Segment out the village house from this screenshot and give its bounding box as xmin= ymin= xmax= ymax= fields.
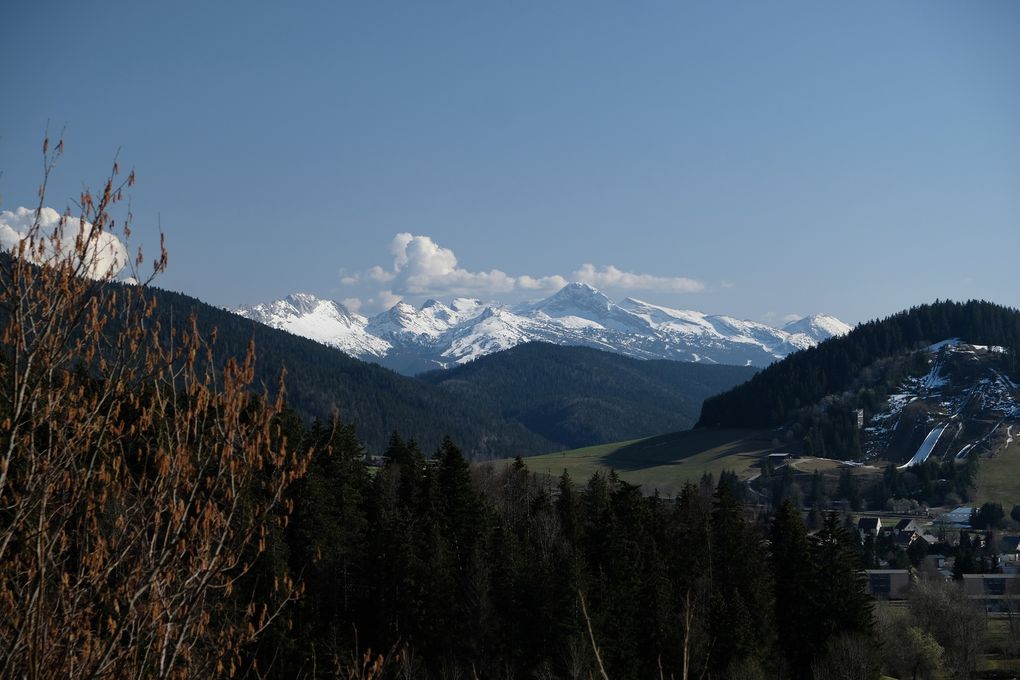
xmin=961 ymin=574 xmax=1020 ymax=612
xmin=894 ymin=530 xmax=919 ymax=548
xmin=865 ymin=569 xmax=911 ymax=600
xmin=919 ymin=554 xmax=953 ymax=581
xmin=893 ymin=518 xmax=919 ymax=535
xmin=1000 ymin=536 xmax=1020 ymax=562
xmin=934 ymin=506 xmax=973 ymax=530
xmin=857 ymin=517 xmax=882 ymax=536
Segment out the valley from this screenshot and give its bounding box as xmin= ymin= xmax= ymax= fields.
xmin=490 ymin=428 xmax=776 ymax=495
xmin=502 ymin=311 xmax=1020 ymax=515
xmin=7 ymin=4 xmax=1017 ymax=675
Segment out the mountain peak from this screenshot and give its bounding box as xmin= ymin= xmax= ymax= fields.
xmin=234 ymin=288 xmax=850 ymax=374
xmin=564 ymin=281 xmax=599 ymax=293
xmin=378 ymin=301 xmax=416 ymax=316
xmin=531 ymin=282 xmax=612 ymax=315
xmin=782 ymin=314 xmax=853 ymax=341
xmin=554 ymin=281 xmax=606 ymax=300
xmin=283 ymin=292 xmax=328 ymax=316
xmin=233 ymin=292 xmax=388 ymax=358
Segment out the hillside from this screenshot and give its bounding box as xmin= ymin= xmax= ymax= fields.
xmin=492 ymin=428 xmax=777 ymax=495
xmin=420 ymin=342 xmax=756 ymax=449
xmin=510 ymin=300 xmax=1020 ymax=501
xmin=677 ymin=299 xmax=1020 ymax=512
xmin=122 ymin=285 xmax=558 ymax=458
xmin=697 ymin=300 xmax=1020 ymax=430
xmin=93 ymin=284 xmax=762 ymax=459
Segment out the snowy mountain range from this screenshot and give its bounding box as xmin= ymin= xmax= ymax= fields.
xmin=233 ymin=283 xmax=852 ymax=374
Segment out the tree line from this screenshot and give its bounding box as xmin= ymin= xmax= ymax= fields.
xmin=419 ymin=342 xmax=756 ymax=450
xmin=240 ymin=420 xmax=875 ymax=680
xmin=698 ymin=300 xmax=1020 ymax=431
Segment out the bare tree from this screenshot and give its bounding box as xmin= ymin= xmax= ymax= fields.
xmin=908 ymin=579 xmax=983 ymax=679
xmin=874 ymin=604 xmax=945 ymax=680
xmin=810 ymin=633 xmax=880 ymax=680
xmin=0 ymin=136 xmax=310 ymax=679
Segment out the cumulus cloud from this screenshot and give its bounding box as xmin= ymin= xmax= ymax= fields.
xmin=385 ymin=233 xmax=518 ymax=296
xmin=341 ymin=297 xmax=363 ymax=314
xmin=572 ymin=264 xmax=704 ymax=293
xmin=373 ymin=290 xmax=403 ymax=310
xmin=344 ymin=233 xmax=704 ymax=303
xmin=0 ymin=207 xmax=127 ymax=279
xmin=517 ymin=274 xmax=569 ymax=291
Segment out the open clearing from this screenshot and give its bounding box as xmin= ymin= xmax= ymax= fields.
xmin=490 ymin=428 xmax=777 ymax=494
xmin=975 ymin=421 xmax=1020 ymax=507
xmin=789 ymin=457 xmax=846 ymax=473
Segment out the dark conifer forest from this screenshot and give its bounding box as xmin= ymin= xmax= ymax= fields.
xmin=420 ymin=342 xmax=756 ymax=449
xmin=698 ymin=300 xmax=1020 ymax=430
xmin=99 ymin=285 xmax=754 ymax=457
xmin=247 ymin=419 xmax=875 ymax=679
xmin=3 ymin=221 xmax=1015 ymax=678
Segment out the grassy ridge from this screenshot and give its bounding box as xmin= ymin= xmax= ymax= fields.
xmin=492 ymin=428 xmax=776 ymax=494
xmin=974 ymin=427 xmax=1020 ymax=507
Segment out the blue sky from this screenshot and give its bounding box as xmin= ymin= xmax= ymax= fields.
xmin=1 ymin=1 xmax=1018 ymax=324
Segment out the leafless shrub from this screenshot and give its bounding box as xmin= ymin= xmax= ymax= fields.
xmin=810 ymin=633 xmax=880 ymax=680
xmin=0 ymin=136 xmax=310 ymax=679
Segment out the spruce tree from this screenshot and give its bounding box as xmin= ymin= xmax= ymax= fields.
xmin=434 ymin=437 xmax=488 ymax=665
xmin=709 ymin=480 xmax=775 ymax=674
xmin=770 ymin=500 xmax=818 ymax=680
xmin=811 ymin=513 xmax=873 ymax=652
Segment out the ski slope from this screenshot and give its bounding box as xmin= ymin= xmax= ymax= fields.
xmin=899 ymin=425 xmax=947 ymax=469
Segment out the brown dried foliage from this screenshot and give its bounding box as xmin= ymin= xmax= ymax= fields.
xmin=0 ymin=137 xmax=310 ymax=679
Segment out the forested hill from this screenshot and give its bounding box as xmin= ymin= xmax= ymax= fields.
xmin=133 ymin=285 xmax=557 ymax=457
xmin=696 ymin=300 xmax=1020 ymax=429
xmin=420 ymin=342 xmax=757 ymax=449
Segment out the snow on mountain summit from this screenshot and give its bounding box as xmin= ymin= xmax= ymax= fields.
xmin=526 ymin=282 xmax=612 ymax=315
xmin=782 ymin=314 xmax=853 ymax=342
xmin=232 ymin=285 xmax=852 ymax=374
xmin=234 ymin=293 xmax=391 ymax=358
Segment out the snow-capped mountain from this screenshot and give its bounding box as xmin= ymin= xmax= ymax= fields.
xmin=233 ymin=283 xmax=851 ymax=374
xmin=781 ymin=314 xmax=853 ymax=346
xmin=234 ymin=293 xmax=391 ymax=358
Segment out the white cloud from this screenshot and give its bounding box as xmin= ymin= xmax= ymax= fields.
xmin=517 ymin=274 xmax=569 ymax=290
xmin=366 ymin=265 xmax=393 ymax=283
xmin=372 ymin=290 xmax=403 ymax=310
xmin=378 ymin=233 xmax=521 ymax=296
xmin=341 ymin=297 xmax=363 ymax=313
xmin=762 ymin=311 xmax=804 ymax=326
xmin=0 ymin=207 xmax=127 ymax=279
xmin=351 ymin=233 xmax=705 ymax=303
xmin=572 ymin=264 xmax=704 ymax=293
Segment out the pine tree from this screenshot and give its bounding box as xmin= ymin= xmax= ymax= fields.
xmin=433 ymin=437 xmax=488 ymax=665
xmin=708 ymin=480 xmax=775 ymax=674
xmin=284 ymin=419 xmax=372 ymax=674
xmin=811 ymin=513 xmax=873 ymax=651
xmin=770 ymin=501 xmax=818 ymax=680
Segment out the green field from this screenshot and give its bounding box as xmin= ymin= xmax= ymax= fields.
xmin=491 ymin=428 xmax=778 ymax=494
xmin=975 ymin=423 xmax=1020 ymax=507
